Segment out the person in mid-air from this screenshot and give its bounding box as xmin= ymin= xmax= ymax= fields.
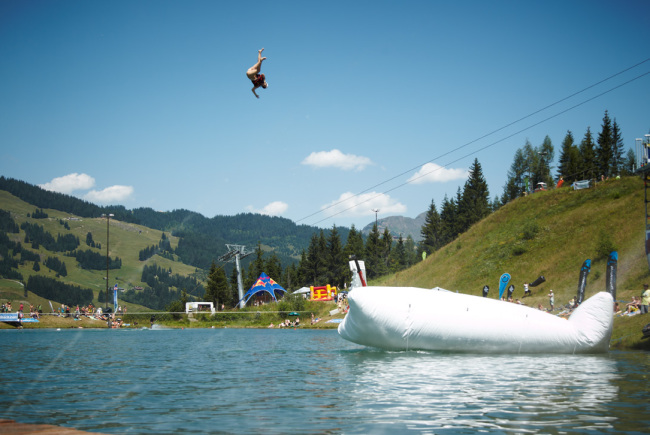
xmin=246 ymin=48 xmax=268 ymax=98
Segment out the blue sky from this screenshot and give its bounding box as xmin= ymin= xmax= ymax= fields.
xmin=1 ymin=0 xmax=649 ymax=230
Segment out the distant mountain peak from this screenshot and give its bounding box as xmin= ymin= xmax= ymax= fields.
xmin=361 ymin=212 xmax=426 ymax=241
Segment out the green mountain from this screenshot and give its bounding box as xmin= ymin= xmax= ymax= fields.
xmin=0 ymin=176 xmax=343 ymax=272
xmin=0 ymin=189 xmax=203 ymax=310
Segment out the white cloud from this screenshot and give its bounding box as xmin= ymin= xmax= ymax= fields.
xmin=247 ymin=201 xmax=289 ymax=216
xmin=39 ymin=173 xmax=95 ymax=194
xmin=321 ymin=191 xmax=406 ymax=218
xmin=301 ymin=149 xmax=373 ymax=171
xmin=84 ymin=185 xmax=134 ymax=204
xmin=407 ymin=163 xmax=468 ymax=184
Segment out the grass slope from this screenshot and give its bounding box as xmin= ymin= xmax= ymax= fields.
xmin=375 ymin=176 xmax=650 ymax=350
xmin=0 ymin=190 xmax=201 ymax=311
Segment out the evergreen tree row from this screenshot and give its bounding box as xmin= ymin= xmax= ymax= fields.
xmin=29 ymin=208 xmax=48 ymax=219
xmin=138 ymin=233 xmax=172 ymax=261
xmin=67 ymin=249 xmax=121 ymax=270
xmin=44 ymin=256 xmax=67 ymax=276
xmin=125 ymin=263 xmax=204 ymax=310
xmin=26 ymin=275 xmax=93 ymax=307
xmin=0 ymin=231 xmax=23 ymax=281
xmin=0 ymin=209 xmax=19 ymax=233
xmin=502 ymin=110 xmax=637 ymax=203
xmin=419 ymin=159 xmax=491 ymax=256
xmin=19 ymin=247 xmax=40 ymax=263
xmin=20 ymin=222 xmax=80 ymax=252
xmin=119 ymin=284 xmax=182 ymax=311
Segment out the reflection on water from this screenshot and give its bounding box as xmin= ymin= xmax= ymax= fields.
xmin=341 ymin=351 xmax=624 ymax=433
xmin=0 ymin=328 xmax=648 ymax=434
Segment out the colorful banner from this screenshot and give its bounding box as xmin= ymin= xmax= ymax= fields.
xmin=498 ymin=273 xmax=511 ymax=299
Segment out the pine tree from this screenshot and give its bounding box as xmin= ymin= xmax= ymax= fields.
xmin=611 ymin=119 xmax=625 ymax=176
xmin=502 ymin=148 xmax=527 ymax=202
xmin=557 ymin=130 xmax=582 ymax=183
xmin=439 ymin=195 xmax=457 ymax=247
xmin=389 ymin=234 xmax=408 ymax=272
xmin=377 ymin=228 xmax=392 ymax=277
xmin=305 ymin=231 xmax=328 ymax=285
xmin=229 ymin=266 xmax=239 ymax=301
xmin=364 ymin=223 xmax=381 ymax=279
xmin=325 ymin=225 xmax=348 ymax=288
xmin=458 ymin=159 xmax=490 ymax=233
xmin=214 ymin=267 xmax=230 ymax=309
xmin=205 ymin=261 xmax=230 ymax=308
xmin=343 ymin=224 xmax=365 ymax=261
xmin=265 ymin=252 xmax=283 ymax=282
xmin=596 ymin=110 xmax=614 ymax=178
xmin=296 ymin=249 xmax=310 ymax=287
xmin=404 ymin=235 xmax=418 ymax=266
xmin=204 ymin=262 xmax=219 ymax=305
xmin=579 ymin=127 xmax=597 ymax=180
xmin=538 ymin=135 xmax=554 ymax=186
xmin=419 ymin=200 xmax=441 ymax=255
xmin=622 ymin=148 xmax=636 ymax=175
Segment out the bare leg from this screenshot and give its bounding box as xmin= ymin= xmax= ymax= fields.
xmin=246 ymin=48 xmax=267 ymax=79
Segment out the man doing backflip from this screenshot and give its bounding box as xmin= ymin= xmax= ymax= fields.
xmin=246 ymin=48 xmax=268 ymax=98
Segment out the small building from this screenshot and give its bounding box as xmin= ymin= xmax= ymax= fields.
xmin=185 ymin=302 xmax=215 ymax=314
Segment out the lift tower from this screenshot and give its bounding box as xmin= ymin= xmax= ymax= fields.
xmin=218 ymin=244 xmax=253 ymax=308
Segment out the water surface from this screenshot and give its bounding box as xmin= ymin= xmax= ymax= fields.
xmin=0 ymin=328 xmax=648 ymax=434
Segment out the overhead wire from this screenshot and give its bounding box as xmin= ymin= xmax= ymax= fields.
xmin=295 ymin=57 xmax=650 ymax=227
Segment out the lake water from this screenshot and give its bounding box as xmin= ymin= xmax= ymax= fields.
xmin=0 ymin=328 xmax=648 ymax=434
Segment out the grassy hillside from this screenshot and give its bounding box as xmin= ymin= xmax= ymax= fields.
xmin=375 ymin=176 xmax=650 ymax=349
xmin=0 ymin=190 xmax=201 ymax=310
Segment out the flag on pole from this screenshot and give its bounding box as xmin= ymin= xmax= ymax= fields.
xmin=113 ymin=284 xmax=118 ymax=312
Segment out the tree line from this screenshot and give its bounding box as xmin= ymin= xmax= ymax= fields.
xmin=66 ymin=249 xmax=122 ymax=270
xmin=20 ymin=222 xmax=80 ymax=252
xmin=119 ymin=263 xmax=204 ymax=310
xmin=138 ymin=233 xmax=172 ymax=261
xmin=500 ymin=110 xmax=636 ymax=203
xmin=26 ymin=275 xmax=93 ymax=307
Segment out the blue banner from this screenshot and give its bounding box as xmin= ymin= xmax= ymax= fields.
xmin=0 ymin=313 xmax=39 ymax=323
xmin=498 ymin=273 xmax=511 ymax=299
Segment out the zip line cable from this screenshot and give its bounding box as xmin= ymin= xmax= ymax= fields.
xmin=295 ymin=57 xmax=650 ymax=226
xmin=306 ymin=67 xmax=650 ymax=227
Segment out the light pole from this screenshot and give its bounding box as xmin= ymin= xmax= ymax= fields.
xmin=371 ymin=209 xmax=379 ymax=228
xmin=101 ymin=213 xmax=114 ymax=310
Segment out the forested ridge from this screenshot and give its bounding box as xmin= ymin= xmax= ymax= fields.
xmin=0 ymin=176 xmax=335 ymax=270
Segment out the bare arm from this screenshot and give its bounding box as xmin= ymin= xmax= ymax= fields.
xmin=252 ymin=87 xmax=259 ymax=98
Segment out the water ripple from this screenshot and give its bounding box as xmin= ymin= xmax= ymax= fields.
xmin=0 ymin=329 xmax=648 ymax=433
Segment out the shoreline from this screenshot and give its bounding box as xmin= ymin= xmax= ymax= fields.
xmin=2 ymin=311 xmax=648 ymax=352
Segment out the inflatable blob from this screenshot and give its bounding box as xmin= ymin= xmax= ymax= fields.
xmin=338 ymin=286 xmax=613 ymax=354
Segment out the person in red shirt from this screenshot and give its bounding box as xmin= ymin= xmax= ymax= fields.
xmin=246 ymin=48 xmax=268 ymax=98
xmin=556 ymin=177 xmax=564 ymax=188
